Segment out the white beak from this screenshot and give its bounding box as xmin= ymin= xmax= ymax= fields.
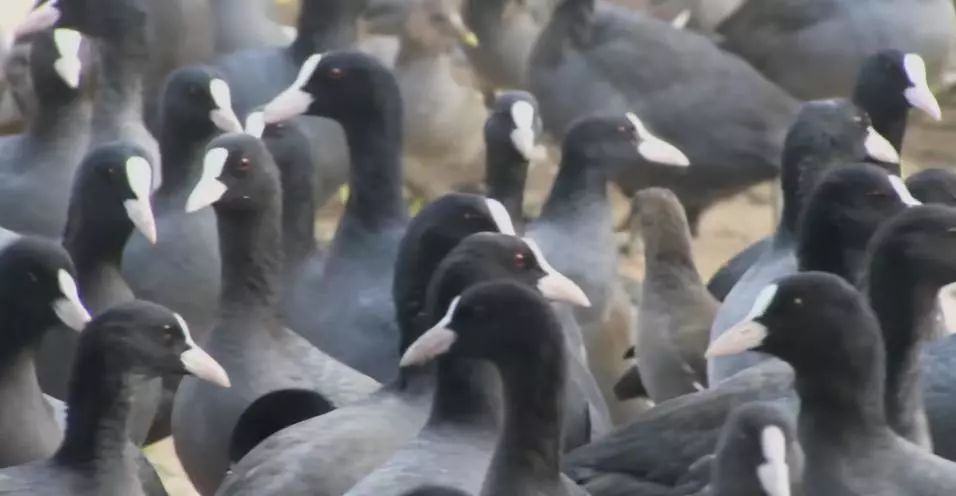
xmin=484 ymin=198 xmax=516 ymax=235
xmin=175 ymin=313 xmax=230 ymax=388
xmin=244 ymin=111 xmax=265 ymax=139
xmin=52 ymin=28 xmax=82 ymax=89
xmin=185 ymin=147 xmax=229 ymax=213
xmin=523 ymin=237 xmax=591 ymax=307
xmin=705 ymin=320 xmax=768 ymax=358
xmin=888 ymin=175 xmax=922 ymax=207
xmin=123 ymin=156 xmax=157 ymax=244
xmin=509 ymin=100 xmax=537 ymax=161
xmin=627 ymin=112 xmax=690 ymax=167
xmin=52 ymin=269 xmax=91 ymax=331
xmin=208 ymin=78 xmax=243 ymax=133
xmin=903 ymin=53 xmax=943 ymax=121
xmin=757 ymin=426 xmax=791 ymax=496
xmin=399 ymin=296 xmax=461 ymax=367
xmin=263 ymin=53 xmax=322 ymax=124
xmin=864 ymin=126 xmax=900 ymax=164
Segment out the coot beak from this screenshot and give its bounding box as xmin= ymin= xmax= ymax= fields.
xmin=263 ymin=54 xmax=322 ymax=124
xmin=757 ymin=426 xmax=791 ymax=496
xmin=863 ymin=127 xmax=900 ymax=164
xmin=706 ymin=283 xmax=777 ymax=357
xmin=186 ymin=147 xmax=229 ymax=213
xmin=52 ymin=269 xmax=91 ymax=331
xmin=123 ymin=156 xmax=157 ymax=244
xmin=888 ymin=175 xmax=922 ymax=207
xmin=509 ymin=100 xmax=538 ymax=162
xmin=176 ymin=313 xmax=231 ymax=388
xmin=705 ymin=320 xmax=768 ymax=358
xmin=626 ymin=112 xmax=690 ymax=167
xmin=523 ymin=238 xmax=591 ymax=307
xmin=52 ymin=28 xmax=82 ymax=89
xmin=902 ymin=53 xmax=943 ymax=121
xmin=209 ymin=78 xmax=243 ymax=133
xmin=485 ymin=198 xmax=516 ymax=235
xmin=400 ymin=297 xmax=461 ymax=367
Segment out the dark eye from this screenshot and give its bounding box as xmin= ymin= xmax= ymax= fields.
xmin=188 ymin=84 xmax=202 ymax=96
xmin=866 ymin=190 xmax=891 ymax=199
xmin=514 ymin=252 xmax=527 ymax=269
xmin=162 ymin=325 xmax=176 ymax=344
xmin=238 ymin=157 xmax=251 ymax=171
xmin=463 ymin=211 xmax=477 ymax=221
xmin=430 ymin=13 xmax=446 ymax=23
xmin=329 ymin=67 xmax=345 ymax=79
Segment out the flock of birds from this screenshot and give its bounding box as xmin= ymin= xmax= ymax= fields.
xmin=1 ymin=0 xmax=956 ymax=495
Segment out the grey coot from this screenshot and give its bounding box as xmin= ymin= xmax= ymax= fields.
xmin=0 ymin=300 xmax=229 ymax=496
xmin=64 ymin=0 xmax=161 ymax=186
xmin=564 ymin=162 xmax=917 ymax=489
xmin=858 ymin=206 xmax=956 ymax=460
xmin=707 ymin=100 xmax=901 ymax=384
xmin=528 ymin=0 xmax=798 ymax=230
xmin=345 ymin=233 xmax=591 ymax=495
xmin=0 ymin=237 xmax=90 ymax=468
xmin=214 ymin=0 xmax=367 ymax=209
xmin=121 ymin=65 xmax=242 ymax=344
xmin=401 ymin=281 xmax=589 ymax=496
xmin=0 ymin=28 xmax=90 ymax=237
xmin=36 ymin=143 xmax=159 ymax=445
xmin=461 ymin=0 xmax=557 ymax=93
xmin=396 ymin=0 xmax=487 ymax=199
xmin=632 ymin=187 xmax=714 ymax=402
xmin=216 ymin=193 xmax=516 ymax=496
xmin=707 ymin=272 xmax=956 ymax=496
xmin=716 ymin=0 xmax=956 ymax=100
xmin=526 ymin=112 xmax=689 ymax=446
xmin=707 ymin=50 xmax=941 ymax=301
xmin=263 ymin=51 xmax=410 ymax=382
xmin=172 ymin=133 xmax=379 ymax=495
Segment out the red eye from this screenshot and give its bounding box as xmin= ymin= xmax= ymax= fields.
xmin=329 ymin=67 xmax=345 ymax=79
xmin=514 ymin=252 xmax=527 ymax=269
xmin=238 ymin=157 xmax=251 ymax=170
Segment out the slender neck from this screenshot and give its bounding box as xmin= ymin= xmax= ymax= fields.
xmin=290 ymin=1 xmax=358 ymax=60
xmin=157 ymin=122 xmax=215 ymax=196
xmin=55 ymin=342 xmax=135 ymax=466
xmin=866 ymin=260 xmax=938 ymax=440
xmin=428 ymin=359 xmax=500 ymax=427
xmin=63 ymin=216 xmax=130 ymax=278
xmin=779 ymin=154 xmax=829 ymax=235
xmin=278 ymin=162 xmax=317 ymax=273
xmin=336 ymin=107 xmax=408 ymax=231
xmin=216 ymin=203 xmax=283 ymax=317
xmin=539 ymin=149 xmax=608 ymax=221
xmin=485 ymin=143 xmax=529 ymax=230
xmin=486 ymin=340 xmax=566 ymax=490
xmin=796 ymin=346 xmax=886 ymax=440
xmin=0 ymin=349 xmax=47 ymax=413
xmin=643 ymin=215 xmax=700 ymax=285
xmin=90 ymin=41 xmax=146 ymax=139
xmin=29 ymin=96 xmax=90 ymax=142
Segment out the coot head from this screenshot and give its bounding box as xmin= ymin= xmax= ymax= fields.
xmin=0 ymin=237 xmax=90 ymax=340
xmin=186 ymin=134 xmax=279 ymax=213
